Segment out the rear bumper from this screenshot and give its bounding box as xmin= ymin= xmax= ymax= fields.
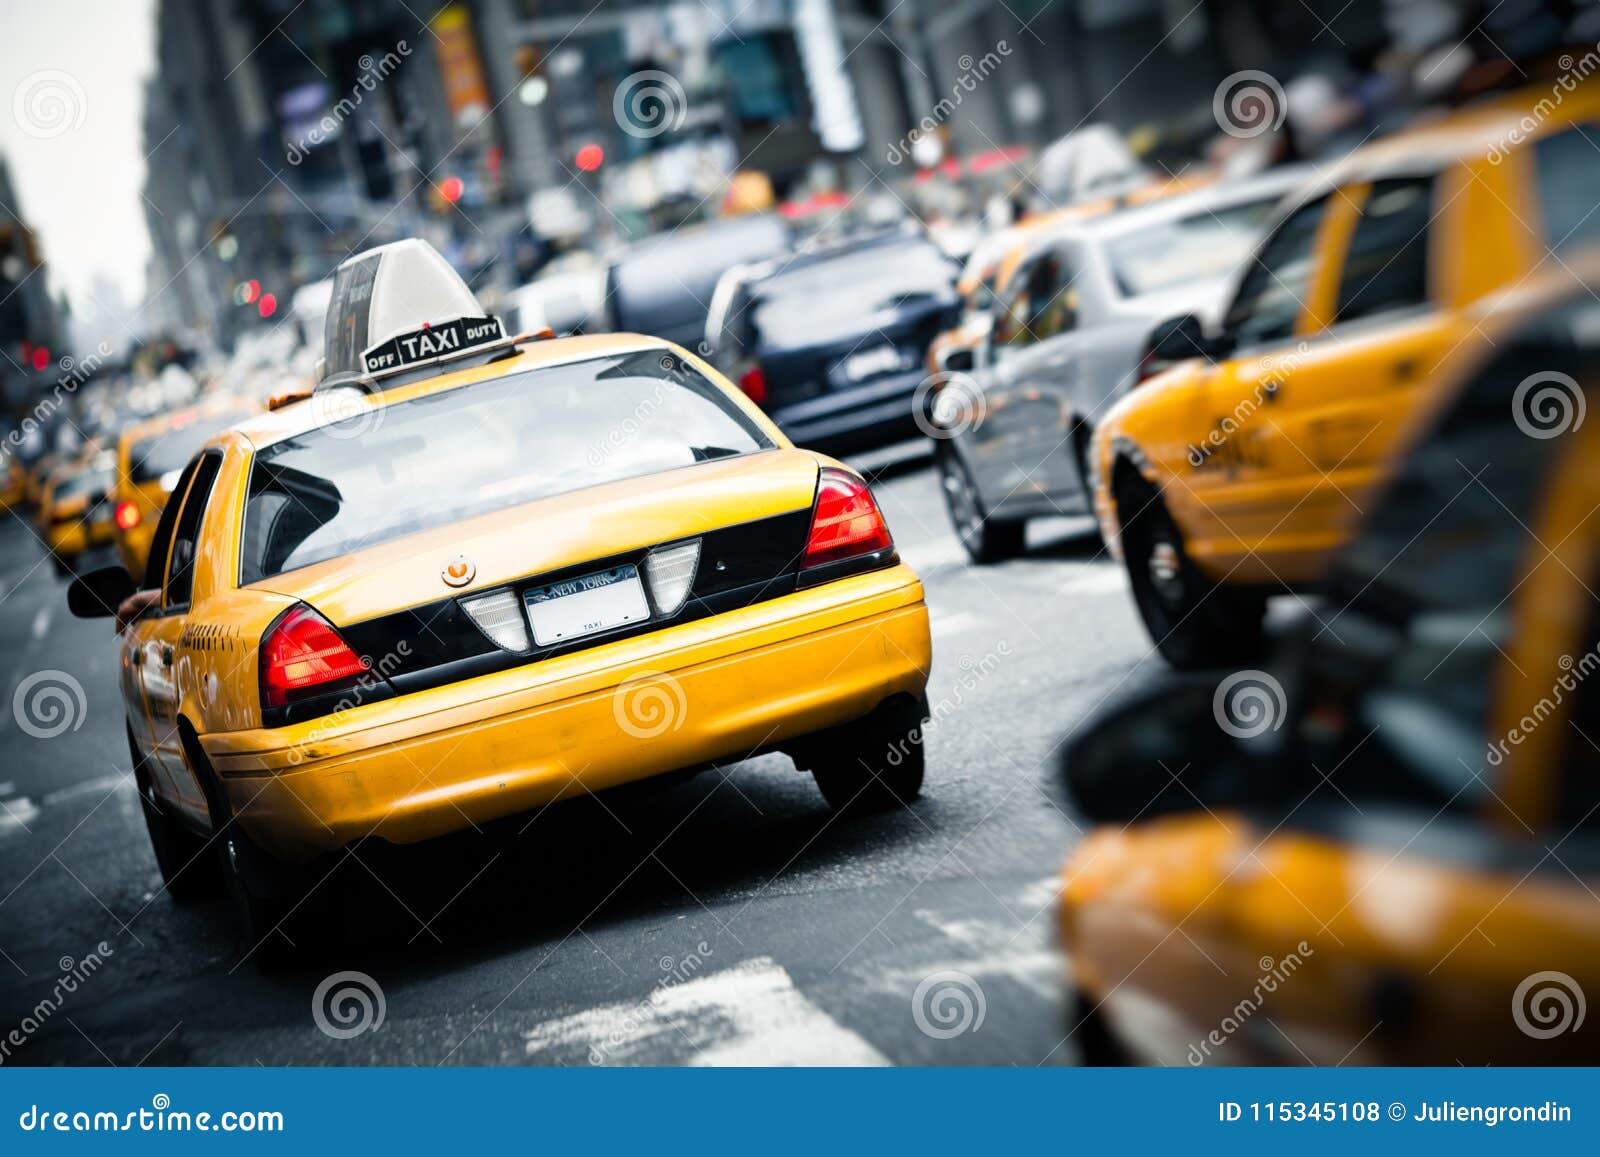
xmin=205 ymin=565 xmax=931 ymax=861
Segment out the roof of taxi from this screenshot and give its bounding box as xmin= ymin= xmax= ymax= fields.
xmin=215 ymin=332 xmax=678 ymax=452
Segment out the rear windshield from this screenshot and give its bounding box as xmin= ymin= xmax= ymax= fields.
xmin=1103 ymin=198 xmax=1279 ymax=297
xmin=55 ymin=469 xmax=113 ymax=503
xmin=239 ymin=350 xmax=774 ymax=583
xmin=750 ymin=240 xmax=955 ymax=348
xmin=130 ymin=412 xmax=243 ymax=482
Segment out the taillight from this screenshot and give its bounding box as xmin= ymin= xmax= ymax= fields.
xmin=260 ymin=605 xmax=368 ymax=708
xmin=114 ymin=501 xmax=140 ymax=531
xmin=737 ymin=365 xmax=767 ymax=405
xmin=803 ymin=468 xmax=892 ymax=569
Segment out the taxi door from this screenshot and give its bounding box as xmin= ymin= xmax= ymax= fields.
xmin=136 ymin=451 xmax=224 ymax=826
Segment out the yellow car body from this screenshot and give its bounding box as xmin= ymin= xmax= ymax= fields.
xmin=0 ymin=460 xmax=25 ymax=512
xmin=39 ymin=458 xmax=116 ymax=572
xmin=1061 ymin=261 xmax=1600 ymax=1065
xmin=1091 ymin=82 xmax=1600 ymax=665
xmin=113 ymin=400 xmax=257 ymax=580
xmin=110 ymin=334 xmax=931 ymax=869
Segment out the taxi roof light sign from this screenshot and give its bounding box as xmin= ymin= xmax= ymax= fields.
xmin=320 ymin=238 xmax=510 ymax=384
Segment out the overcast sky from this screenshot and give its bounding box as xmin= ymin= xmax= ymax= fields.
xmin=0 ymin=0 xmax=156 ymax=325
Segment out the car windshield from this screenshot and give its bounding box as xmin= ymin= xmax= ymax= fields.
xmin=130 ymin=411 xmax=244 ymax=482
xmin=239 ymin=349 xmax=774 ymax=583
xmin=1102 ymin=198 xmax=1279 ymax=297
xmin=750 ymin=241 xmax=954 ymax=348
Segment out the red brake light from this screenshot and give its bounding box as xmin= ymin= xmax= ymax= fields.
xmin=737 ymin=365 xmax=767 ymax=405
xmin=260 ymin=605 xmax=368 ymax=707
xmin=114 ymin=501 xmax=141 ymax=531
xmin=804 ymin=468 xmax=892 ymax=569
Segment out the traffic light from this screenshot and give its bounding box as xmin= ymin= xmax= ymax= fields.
xmin=575 ymin=143 xmax=604 ymax=172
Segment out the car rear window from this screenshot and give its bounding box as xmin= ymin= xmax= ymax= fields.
xmin=750 ymin=240 xmax=955 ymax=348
xmin=130 ymin=412 xmax=243 ymax=483
xmin=239 ymin=349 xmax=774 ymax=583
xmin=54 ymin=469 xmax=113 ymax=502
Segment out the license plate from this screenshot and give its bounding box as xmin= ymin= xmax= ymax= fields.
xmin=524 ymin=565 xmax=649 ymax=646
xmin=842 ymin=345 xmax=907 ymax=382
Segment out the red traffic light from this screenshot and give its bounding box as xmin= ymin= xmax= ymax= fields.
xmin=30 ymin=346 xmax=49 ymax=372
xmin=257 ymin=292 xmax=278 ymax=318
xmin=438 ymin=176 xmax=464 ymax=204
xmin=575 ymin=143 xmax=604 ymax=173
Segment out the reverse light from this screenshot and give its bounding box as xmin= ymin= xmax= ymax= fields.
xmin=737 ymin=365 xmax=767 ymax=405
xmin=260 ymin=605 xmax=369 ymax=708
xmin=114 ymin=501 xmax=141 ymax=531
xmin=643 ymin=540 xmax=701 ymax=615
xmin=803 ymin=468 xmax=892 ymax=570
xmin=461 ymin=589 xmax=532 ymax=652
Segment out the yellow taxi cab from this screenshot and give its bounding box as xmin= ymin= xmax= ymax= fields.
xmin=1058 ymin=260 xmax=1600 ymax=1065
xmin=1091 ymin=81 xmax=1600 ymax=668
xmin=67 ymin=240 xmax=932 ymax=958
xmin=38 ymin=453 xmax=117 ymax=577
xmin=0 ymin=458 xmax=25 ymax=513
xmin=112 ymin=398 xmax=258 ymax=580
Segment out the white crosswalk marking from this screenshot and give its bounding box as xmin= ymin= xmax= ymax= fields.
xmin=523 ymin=956 xmax=889 ymax=1067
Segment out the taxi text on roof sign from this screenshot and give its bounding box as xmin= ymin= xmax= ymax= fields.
xmin=320 ymin=238 xmax=507 ymax=383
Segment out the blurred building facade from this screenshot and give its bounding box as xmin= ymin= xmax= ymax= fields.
xmin=0 ymin=156 xmax=65 ymax=406
xmin=141 ymin=0 xmax=1406 ymax=345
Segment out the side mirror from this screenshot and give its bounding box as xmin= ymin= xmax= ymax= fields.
xmin=1147 ymin=314 xmax=1210 ymax=364
xmin=67 ymin=565 xmax=137 ymax=620
xmin=1060 ymin=673 xmax=1289 ymax=824
xmin=942 ymin=346 xmax=975 ymax=375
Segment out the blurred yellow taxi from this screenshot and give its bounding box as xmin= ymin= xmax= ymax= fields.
xmin=113 ymin=399 xmax=257 ymax=580
xmin=69 ymin=240 xmax=931 ymax=960
xmin=1093 ymin=82 xmax=1600 ymax=667
xmin=0 ymin=459 xmax=25 ymax=513
xmin=1060 ymin=260 xmax=1600 ymax=1065
xmin=39 ymin=455 xmax=117 ymax=577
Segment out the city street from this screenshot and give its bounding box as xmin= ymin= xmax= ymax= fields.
xmin=0 ymin=444 xmax=1164 ymax=1066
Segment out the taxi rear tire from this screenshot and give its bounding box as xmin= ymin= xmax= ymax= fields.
xmin=936 ymin=445 xmax=1025 ymax=564
xmin=1114 ymin=470 xmax=1265 ymax=670
xmin=128 ymin=725 xmax=219 ymax=903
xmin=804 ymin=699 xmax=926 ymax=811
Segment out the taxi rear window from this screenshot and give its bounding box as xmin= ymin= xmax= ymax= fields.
xmin=238 ymin=349 xmax=774 ymax=583
xmin=131 ymin=413 xmax=241 ymax=482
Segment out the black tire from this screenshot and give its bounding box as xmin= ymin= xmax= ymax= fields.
xmin=1070 ymin=991 xmax=1133 ymax=1066
xmin=1071 ymin=422 xmax=1105 ymax=547
xmin=127 ymin=726 xmax=219 ymax=903
xmin=1114 ymin=471 xmax=1265 ymax=670
xmin=936 ymin=446 xmax=1025 ymax=564
xmin=52 ymin=555 xmax=72 ymax=579
xmin=807 ymin=701 xmax=926 ymax=811
xmin=220 ymin=826 xmax=322 ymax=971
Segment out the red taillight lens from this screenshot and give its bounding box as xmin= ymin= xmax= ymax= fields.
xmin=114 ymin=501 xmax=141 ymax=531
xmin=804 ymin=468 xmax=892 ymax=569
xmin=260 ymin=605 xmax=368 ymax=707
xmin=737 ymin=365 xmax=767 ymax=405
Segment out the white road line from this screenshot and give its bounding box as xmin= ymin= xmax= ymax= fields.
xmin=523 ymin=956 xmax=889 ymax=1067
xmin=41 ymin=774 xmax=130 ymax=808
xmin=30 ymin=604 xmax=51 ymax=641
xmin=0 ymin=796 xmax=40 ymax=841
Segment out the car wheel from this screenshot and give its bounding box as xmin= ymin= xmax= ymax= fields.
xmin=127 ymin=726 xmax=219 ymax=903
xmin=806 ymin=700 xmax=926 ymax=812
xmin=936 ymin=447 xmax=1025 ymax=564
xmin=52 ymin=556 xmax=72 ymax=579
xmin=220 ymin=827 xmax=325 ymax=970
xmin=1114 ymin=471 xmax=1264 ymax=670
xmin=1069 ymin=991 xmax=1132 ymax=1066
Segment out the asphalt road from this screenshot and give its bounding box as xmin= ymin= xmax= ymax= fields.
xmin=0 ymin=443 xmax=1166 ymax=1066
